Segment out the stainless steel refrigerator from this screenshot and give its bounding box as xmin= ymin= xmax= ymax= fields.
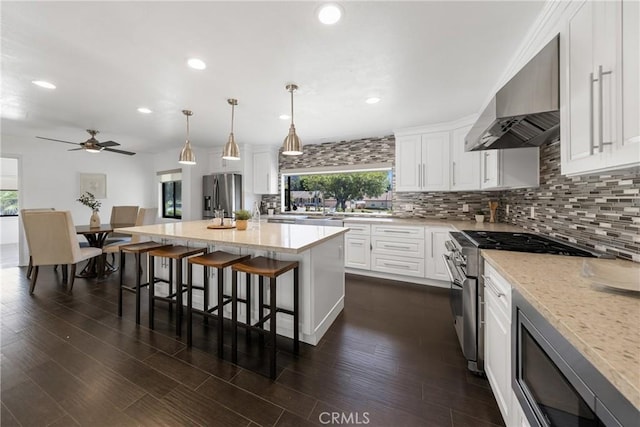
xmin=203 ymin=173 xmax=243 ymax=219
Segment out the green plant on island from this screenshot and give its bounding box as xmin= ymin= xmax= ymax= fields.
xmin=475 ymin=209 xmax=485 ymax=215
xmin=234 ymin=209 xmax=251 ymax=220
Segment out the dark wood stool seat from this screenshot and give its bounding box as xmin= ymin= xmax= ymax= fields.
xmin=148 ymin=245 xmax=206 ymax=336
xmin=118 ymin=241 xmax=171 ymax=324
xmin=231 ymin=256 xmax=300 ymax=379
xmin=186 ymin=251 xmax=251 ymax=357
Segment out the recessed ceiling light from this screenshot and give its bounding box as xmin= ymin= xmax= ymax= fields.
xmin=137 ymin=107 xmax=152 ymax=114
xmin=32 ymin=80 xmax=56 ymax=89
xmin=318 ymin=4 xmax=343 ymax=25
xmin=366 ymin=97 xmax=381 ymax=104
xmin=279 ymin=114 xmax=290 ymax=120
xmin=187 ymin=58 xmax=206 ymax=70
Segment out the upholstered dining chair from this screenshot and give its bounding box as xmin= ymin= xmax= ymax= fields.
xmin=108 ymin=205 xmax=139 ymax=239
xmin=103 ymin=207 xmax=158 ymax=260
xmin=21 ymin=210 xmax=102 ymax=294
xmin=20 ymin=208 xmax=55 ymax=279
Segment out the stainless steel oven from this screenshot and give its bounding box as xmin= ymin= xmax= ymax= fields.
xmin=513 ymin=290 xmax=638 ymax=427
xmin=445 ymin=230 xmax=611 ymax=377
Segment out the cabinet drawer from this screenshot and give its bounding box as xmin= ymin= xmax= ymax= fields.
xmin=371 ymin=224 xmax=424 ymax=238
xmin=343 ymin=222 xmax=371 ymax=236
xmin=371 ymin=253 xmax=425 ymax=277
xmin=483 ymin=262 xmax=512 ymax=316
xmin=371 ymin=236 xmax=425 ymax=258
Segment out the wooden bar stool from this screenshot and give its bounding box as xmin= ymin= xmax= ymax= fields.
xmin=231 ymin=256 xmax=299 ymax=379
xmin=186 ymin=251 xmax=251 ymax=357
xmin=148 ymin=245 xmax=207 ymax=337
xmin=118 ymin=241 xmax=171 ymax=324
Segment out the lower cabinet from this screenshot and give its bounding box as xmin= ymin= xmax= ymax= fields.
xmin=425 ymin=226 xmax=451 ymax=281
xmin=343 ymin=221 xmax=451 ymax=285
xmin=484 ymin=261 xmax=531 ymax=427
xmin=345 ymin=223 xmax=371 ymax=270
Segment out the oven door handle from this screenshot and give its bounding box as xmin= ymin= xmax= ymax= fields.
xmin=443 ymin=254 xmax=465 ymax=286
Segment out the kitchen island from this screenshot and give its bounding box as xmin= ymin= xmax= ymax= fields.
xmin=115 ymin=220 xmax=349 ymax=345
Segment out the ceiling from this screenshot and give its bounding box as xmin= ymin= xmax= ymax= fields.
xmin=1 ymin=1 xmax=546 ymax=156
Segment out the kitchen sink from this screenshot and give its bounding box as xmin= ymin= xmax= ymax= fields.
xmin=267 ymin=216 xmax=344 ymax=227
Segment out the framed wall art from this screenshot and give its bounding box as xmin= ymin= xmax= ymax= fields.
xmin=79 ymin=173 xmax=107 ymax=199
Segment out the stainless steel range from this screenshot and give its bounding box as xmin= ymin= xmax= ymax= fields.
xmin=443 ymin=230 xmax=612 ymax=375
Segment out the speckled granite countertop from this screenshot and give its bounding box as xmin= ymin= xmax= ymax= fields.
xmin=482 ymin=250 xmax=640 ymax=410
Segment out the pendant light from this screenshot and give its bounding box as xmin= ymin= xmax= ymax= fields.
xmin=222 ymin=98 xmax=240 ymax=160
xmin=282 ymin=83 xmax=303 ymax=155
xmin=178 ymin=109 xmax=196 ymax=165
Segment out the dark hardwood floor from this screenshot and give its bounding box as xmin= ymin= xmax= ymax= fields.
xmin=1 ymin=260 xmax=504 ymax=427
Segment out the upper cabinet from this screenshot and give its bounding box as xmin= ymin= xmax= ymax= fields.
xmin=396 ymin=119 xmax=538 ymax=192
xmin=480 ymin=148 xmax=540 ymax=190
xmin=395 ymin=132 xmax=450 ymax=192
xmin=561 ymin=0 xmax=640 ymax=175
xmin=451 ymin=125 xmax=480 ymax=191
xmin=209 ymin=148 xmax=244 ymax=174
xmin=253 ymin=148 xmax=279 ymax=194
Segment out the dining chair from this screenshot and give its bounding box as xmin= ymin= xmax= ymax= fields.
xmin=21 ymin=210 xmax=102 ymax=294
xmin=20 ymin=208 xmax=55 ymax=279
xmin=108 ymin=205 xmax=139 ymax=239
xmin=103 ymin=207 xmax=158 ymax=261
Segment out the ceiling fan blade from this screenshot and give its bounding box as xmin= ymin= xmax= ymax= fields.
xmin=68 ymin=148 xmax=84 ymax=151
xmin=36 ymin=136 xmax=81 ymax=146
xmin=98 ymin=140 xmax=120 ymax=147
xmin=103 ymin=147 xmax=136 ymax=156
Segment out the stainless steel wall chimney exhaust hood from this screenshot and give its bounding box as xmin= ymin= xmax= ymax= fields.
xmin=465 ymin=35 xmax=559 ymax=151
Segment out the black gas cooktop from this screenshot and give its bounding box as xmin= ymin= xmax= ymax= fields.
xmin=461 ymin=231 xmax=600 ymax=257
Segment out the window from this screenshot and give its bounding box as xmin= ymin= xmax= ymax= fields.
xmin=162 ymin=181 xmax=182 ymax=219
xmin=0 ymin=190 xmax=18 ymax=216
xmin=281 ymin=165 xmax=393 ymax=215
xmin=158 ymin=169 xmax=182 ymax=219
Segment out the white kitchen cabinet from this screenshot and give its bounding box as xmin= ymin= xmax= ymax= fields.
xmin=561 ymin=0 xmax=640 ymax=175
xmin=253 ymin=149 xmax=278 ymax=194
xmin=424 ymin=226 xmax=451 ymax=281
xmin=395 ymin=132 xmax=450 ymax=192
xmin=370 ymin=224 xmax=426 ymax=278
xmin=208 ymin=148 xmax=243 ymax=174
xmin=483 ymin=262 xmax=513 ymax=427
xmin=480 ymin=148 xmax=539 ymax=190
xmin=450 ymin=125 xmax=480 ymax=191
xmin=344 ymin=223 xmax=371 ymax=270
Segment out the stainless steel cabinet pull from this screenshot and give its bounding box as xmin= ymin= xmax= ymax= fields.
xmin=597 ymin=65 xmax=613 ymax=152
xmin=350 ymin=242 xmax=363 ymax=246
xmin=417 ymin=162 xmax=421 ymax=187
xmin=452 ymin=161 xmax=456 ymax=186
xmin=483 ymin=152 xmax=489 ymax=182
xmin=384 ymin=244 xmax=410 ymax=250
xmin=482 ymin=275 xmax=504 ymax=298
xmin=590 ymin=71 xmax=596 ymax=155
xmin=384 ymin=229 xmax=411 ymax=234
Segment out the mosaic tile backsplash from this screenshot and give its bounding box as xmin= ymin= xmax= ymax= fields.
xmin=262 ymin=136 xmax=639 ymax=261
xmin=503 ymin=140 xmax=640 ymax=262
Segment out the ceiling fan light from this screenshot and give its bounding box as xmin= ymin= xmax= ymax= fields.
xmin=282 ymin=125 xmax=303 ymax=156
xmin=85 ymin=147 xmax=102 ymax=153
xmin=222 ymin=133 xmax=240 ymax=160
xmin=179 ymin=140 xmax=196 ymax=164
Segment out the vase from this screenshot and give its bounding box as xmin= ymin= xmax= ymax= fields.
xmin=90 ymin=210 xmax=101 ymax=228
xmin=475 ymin=215 xmax=485 ymax=224
xmin=236 ymin=219 xmax=248 ymax=230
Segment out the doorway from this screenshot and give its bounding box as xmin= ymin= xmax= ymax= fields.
xmin=0 ymin=157 xmax=20 ymax=268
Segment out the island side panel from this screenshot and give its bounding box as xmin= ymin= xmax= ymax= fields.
xmin=309 ymin=234 xmax=345 ymax=345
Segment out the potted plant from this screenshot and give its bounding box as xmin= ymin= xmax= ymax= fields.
xmin=475 ymin=209 xmax=485 ymax=223
xmin=234 ymin=209 xmax=252 ymax=230
xmin=77 ymin=191 xmax=102 ymax=227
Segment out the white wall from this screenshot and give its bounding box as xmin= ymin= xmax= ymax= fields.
xmin=2 ymin=135 xmax=157 ymax=264
xmin=0 ymin=217 xmax=19 ymax=244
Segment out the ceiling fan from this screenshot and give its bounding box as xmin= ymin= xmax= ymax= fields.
xmin=36 ymin=129 xmax=136 ymax=155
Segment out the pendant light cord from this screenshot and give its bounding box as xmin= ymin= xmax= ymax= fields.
xmin=231 ymin=103 xmax=235 ymax=133
xmin=290 ymin=88 xmax=294 ymax=125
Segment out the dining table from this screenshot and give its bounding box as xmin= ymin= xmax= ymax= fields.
xmin=75 ymin=223 xmax=115 ymax=278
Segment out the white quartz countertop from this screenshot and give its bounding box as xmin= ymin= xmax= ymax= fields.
xmin=115 ymin=220 xmax=348 ymax=254
xmin=482 ymin=250 xmax=640 ymax=410
xmin=341 ymin=216 xmax=523 ymax=232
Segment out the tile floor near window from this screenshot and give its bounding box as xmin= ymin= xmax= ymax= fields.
xmin=0 ymin=262 xmax=504 ymax=427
